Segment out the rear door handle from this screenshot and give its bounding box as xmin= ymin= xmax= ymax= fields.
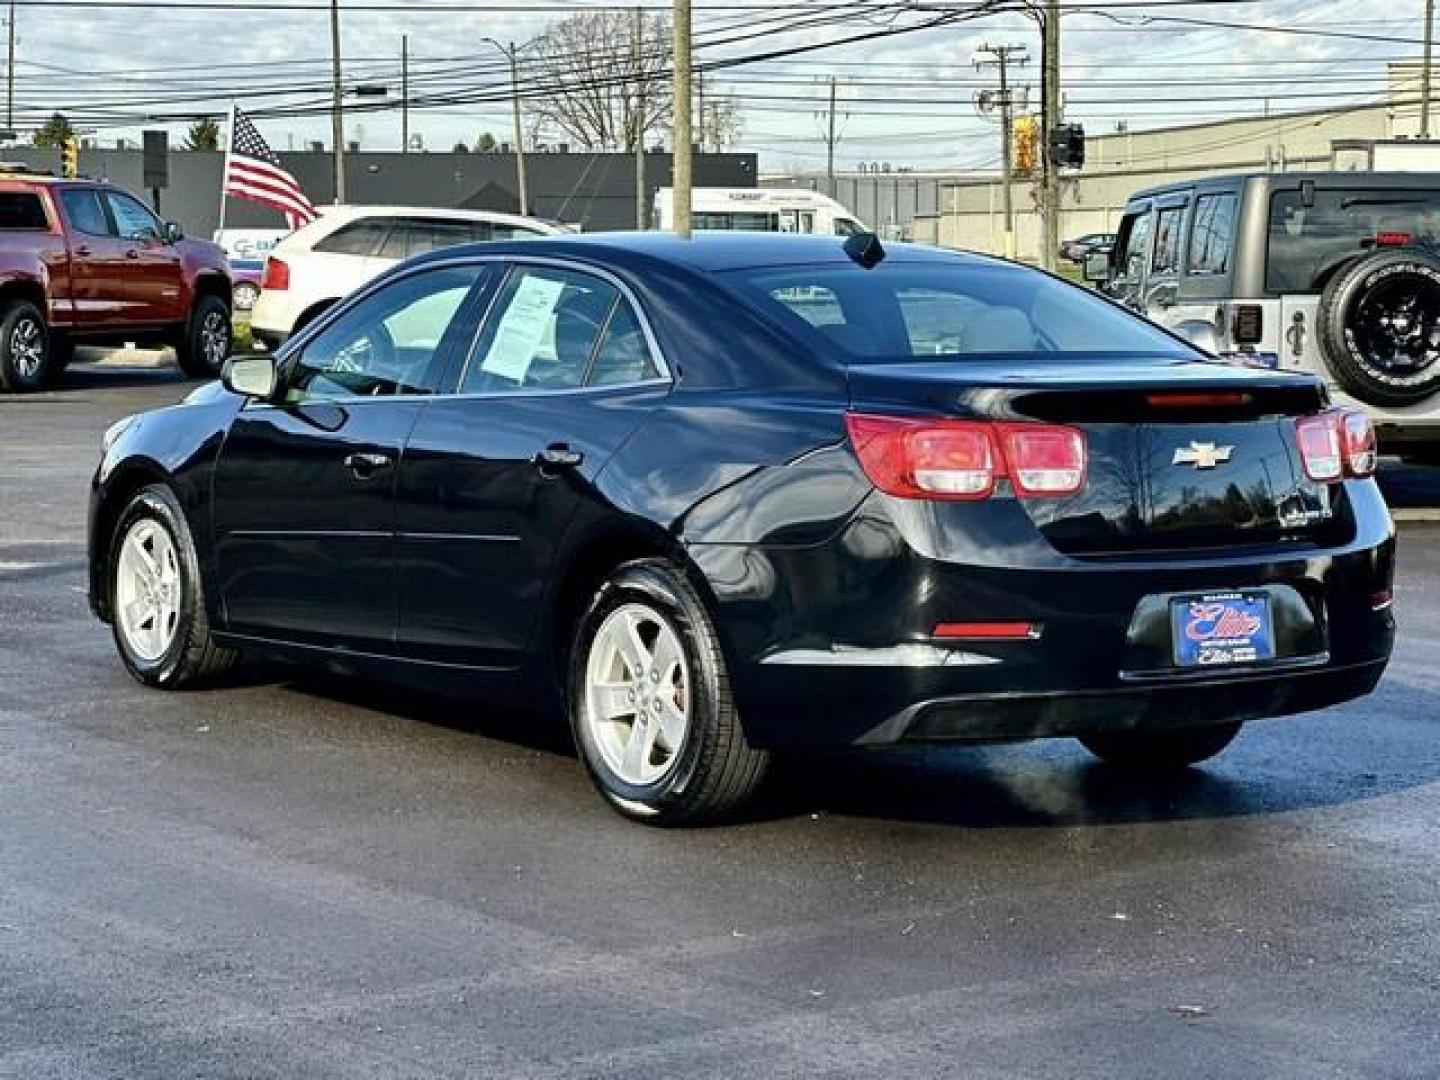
xmin=125 ymin=249 xmax=139 ymax=260
xmin=534 ymin=444 xmax=584 ymax=470
xmin=343 ymin=451 xmax=392 ymax=479
xmin=74 ymin=245 xmax=91 ymax=257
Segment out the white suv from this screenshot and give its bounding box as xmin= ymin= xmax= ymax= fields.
xmin=250 ymin=206 xmax=564 ymax=349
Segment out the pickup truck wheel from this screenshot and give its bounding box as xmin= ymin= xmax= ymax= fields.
xmin=0 ymin=299 xmax=52 ymax=392
xmin=175 ymin=295 xmax=232 ymax=379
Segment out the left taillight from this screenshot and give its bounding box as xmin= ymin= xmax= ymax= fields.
xmin=845 ymin=413 xmax=1086 ymax=501
xmin=1295 ymin=407 xmax=1376 ymax=481
xmin=260 ymin=257 xmax=289 ymax=291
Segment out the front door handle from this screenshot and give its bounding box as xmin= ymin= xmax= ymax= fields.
xmin=125 ymin=249 xmax=140 ymax=260
xmin=534 ymin=443 xmax=584 ymax=470
xmin=343 ymin=451 xmax=392 ymax=479
xmin=74 ymin=244 xmax=92 ymax=257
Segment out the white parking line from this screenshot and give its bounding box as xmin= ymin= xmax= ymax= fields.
xmin=1392 ymin=509 xmax=1440 ymax=523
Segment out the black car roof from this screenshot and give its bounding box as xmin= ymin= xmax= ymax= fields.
xmin=407 ymin=231 xmax=1003 ymax=274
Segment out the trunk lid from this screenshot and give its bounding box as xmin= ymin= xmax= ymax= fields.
xmin=847 ymin=357 xmax=1346 ymax=556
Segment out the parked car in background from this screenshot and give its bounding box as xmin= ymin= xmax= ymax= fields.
xmin=90 ymin=233 xmax=1394 ymax=825
xmin=230 ymin=261 xmax=263 ymax=311
xmin=652 ymin=187 xmax=868 ymax=236
xmin=0 ymin=172 xmax=232 ymax=391
xmin=1094 ymin=171 xmax=1440 ymax=460
xmin=249 ymin=206 xmax=563 ymax=349
xmin=1060 ymin=232 xmax=1115 ymax=264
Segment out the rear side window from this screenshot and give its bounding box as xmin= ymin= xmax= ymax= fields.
xmin=314 ymin=218 xmax=390 ymax=255
xmin=726 ymin=262 xmax=1190 ymax=360
xmin=58 ymin=188 xmax=111 ymax=236
xmin=1150 ymin=207 xmax=1186 ymax=275
xmin=460 ymin=266 xmax=619 ymax=393
xmin=1187 ymin=194 xmax=1237 ymax=275
xmin=1268 ymin=188 xmax=1440 ymax=293
xmin=0 ymin=192 xmax=48 ymax=230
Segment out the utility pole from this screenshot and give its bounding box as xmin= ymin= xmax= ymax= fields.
xmin=506 ymin=42 xmax=528 ymax=215
xmin=633 ymin=7 xmax=646 ymax=229
xmin=826 ymin=76 xmax=838 ymax=198
xmin=401 ymin=34 xmax=409 ymax=154
xmin=1039 ymin=0 xmax=1060 ymax=271
xmin=1423 ymin=0 xmax=1435 ymax=139
xmin=329 ymin=0 xmax=345 ymax=203
xmin=975 ymin=43 xmax=1027 ymax=261
xmin=696 ymin=72 xmax=706 ymax=154
xmin=6 ymin=0 xmax=15 ymax=132
xmin=673 ymin=0 xmax=693 ymax=237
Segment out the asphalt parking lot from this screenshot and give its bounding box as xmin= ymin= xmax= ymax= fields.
xmin=3 ymin=360 xmax=1440 ymax=1079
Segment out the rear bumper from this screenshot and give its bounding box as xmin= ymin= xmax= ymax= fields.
xmin=691 ymin=480 xmax=1396 ymax=749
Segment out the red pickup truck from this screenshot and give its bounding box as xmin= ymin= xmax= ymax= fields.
xmin=0 ymin=174 xmax=233 ymax=392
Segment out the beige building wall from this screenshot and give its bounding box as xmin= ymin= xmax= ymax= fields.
xmin=923 ymin=102 xmax=1397 ymax=262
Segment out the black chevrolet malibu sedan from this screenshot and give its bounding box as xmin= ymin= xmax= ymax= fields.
xmin=88 ymin=233 xmax=1396 ymax=824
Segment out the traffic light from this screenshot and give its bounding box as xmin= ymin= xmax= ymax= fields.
xmin=1047 ymin=123 xmax=1085 ymax=170
xmin=60 ymin=137 xmax=79 ymax=178
xmin=1013 ymin=115 xmax=1039 ymax=178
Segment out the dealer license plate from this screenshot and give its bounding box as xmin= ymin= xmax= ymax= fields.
xmin=1171 ymin=592 xmax=1274 ymax=668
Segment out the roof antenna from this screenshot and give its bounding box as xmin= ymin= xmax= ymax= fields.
xmin=844 ymin=232 xmax=886 ymax=269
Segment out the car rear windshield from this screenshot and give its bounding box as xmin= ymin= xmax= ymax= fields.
xmin=0 ymin=192 xmax=49 ymax=230
xmin=720 ymin=261 xmax=1191 ymax=360
xmin=1267 ymin=188 xmax=1440 ymax=293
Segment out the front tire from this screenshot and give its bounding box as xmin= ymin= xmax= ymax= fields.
xmin=1078 ymin=722 xmax=1243 ymax=770
xmin=569 ymin=559 xmax=769 ymax=826
xmin=0 ymin=299 xmax=53 ymax=392
xmin=174 ymin=294 xmax=232 ymax=379
xmin=109 ymin=484 xmax=238 ymax=687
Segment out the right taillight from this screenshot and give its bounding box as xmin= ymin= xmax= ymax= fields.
xmin=260 ymin=257 xmax=289 ymax=290
xmin=1295 ymin=408 xmax=1376 ymax=481
xmin=845 ymin=413 xmax=1086 ymax=501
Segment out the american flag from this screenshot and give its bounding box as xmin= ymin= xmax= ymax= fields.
xmin=223 ymin=107 xmax=317 ymax=229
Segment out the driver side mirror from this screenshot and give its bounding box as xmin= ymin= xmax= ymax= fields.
xmin=222 ymin=354 xmax=278 ymax=400
xmin=163 ymin=221 xmax=184 ymax=243
xmin=1083 ymin=250 xmax=1111 ymax=284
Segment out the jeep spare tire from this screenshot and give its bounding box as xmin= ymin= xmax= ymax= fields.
xmin=1316 ymin=249 xmax=1440 ymax=407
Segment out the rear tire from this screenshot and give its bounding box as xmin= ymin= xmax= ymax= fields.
xmin=174 ymin=294 xmax=232 ymax=379
xmin=1077 ymin=722 xmax=1243 ymax=770
xmin=0 ymin=299 xmax=53 ymax=392
xmin=569 ymin=558 xmax=769 ymax=826
xmin=109 ymin=484 xmax=239 ymax=688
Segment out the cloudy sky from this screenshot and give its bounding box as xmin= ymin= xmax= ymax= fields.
xmin=10 ymin=0 xmax=1421 ymax=174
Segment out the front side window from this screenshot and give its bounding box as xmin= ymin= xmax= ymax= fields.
xmin=1187 ymin=194 xmax=1237 ymax=275
xmin=1267 ymin=187 xmax=1440 ymax=293
xmin=0 ymin=192 xmax=49 ymax=230
xmin=313 ymin=218 xmax=390 ymax=256
xmin=460 ymin=266 xmax=620 ymax=393
xmin=834 ymin=218 xmax=864 ymax=237
xmin=378 ymin=217 xmax=480 ymax=259
xmin=1150 ymin=206 xmax=1187 ymax=276
xmin=105 ymin=192 xmax=161 ymax=241
xmin=58 ymin=188 xmax=111 ymax=237
xmin=725 ymin=261 xmax=1192 ymax=360
xmin=1113 ymin=210 xmax=1154 ymax=283
xmin=286 ymin=265 xmax=487 ymax=401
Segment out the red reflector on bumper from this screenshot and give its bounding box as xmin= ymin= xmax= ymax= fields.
xmin=933 ymin=621 xmax=1039 ymax=640
xmin=1371 ymin=589 xmax=1394 ymax=611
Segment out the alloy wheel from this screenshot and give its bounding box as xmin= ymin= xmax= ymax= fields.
xmin=10 ymin=317 xmax=43 ymax=380
xmin=583 ymin=602 xmax=690 ymax=786
xmin=200 ymin=310 xmax=230 ymax=369
xmin=1351 ymin=276 xmax=1440 ymax=377
xmin=115 ymin=518 xmax=182 ymax=662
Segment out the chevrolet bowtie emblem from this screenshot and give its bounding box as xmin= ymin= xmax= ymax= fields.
xmin=1173 ymin=441 xmax=1234 ymax=469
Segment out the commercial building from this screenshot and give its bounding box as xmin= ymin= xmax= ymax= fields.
xmin=3 ymin=147 xmax=757 ymax=236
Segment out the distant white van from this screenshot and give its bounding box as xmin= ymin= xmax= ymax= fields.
xmin=653 ymin=187 xmax=867 ymax=236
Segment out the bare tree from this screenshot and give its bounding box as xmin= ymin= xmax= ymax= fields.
xmin=525 ymin=10 xmax=672 ymax=151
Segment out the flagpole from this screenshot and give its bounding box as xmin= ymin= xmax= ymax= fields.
xmin=216 ymin=102 xmax=234 ymax=239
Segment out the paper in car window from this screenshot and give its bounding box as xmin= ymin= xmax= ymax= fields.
xmin=480 ymin=274 xmax=566 ymax=381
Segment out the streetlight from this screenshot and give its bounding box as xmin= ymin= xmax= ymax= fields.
xmin=482 ymin=37 xmax=529 ymax=216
